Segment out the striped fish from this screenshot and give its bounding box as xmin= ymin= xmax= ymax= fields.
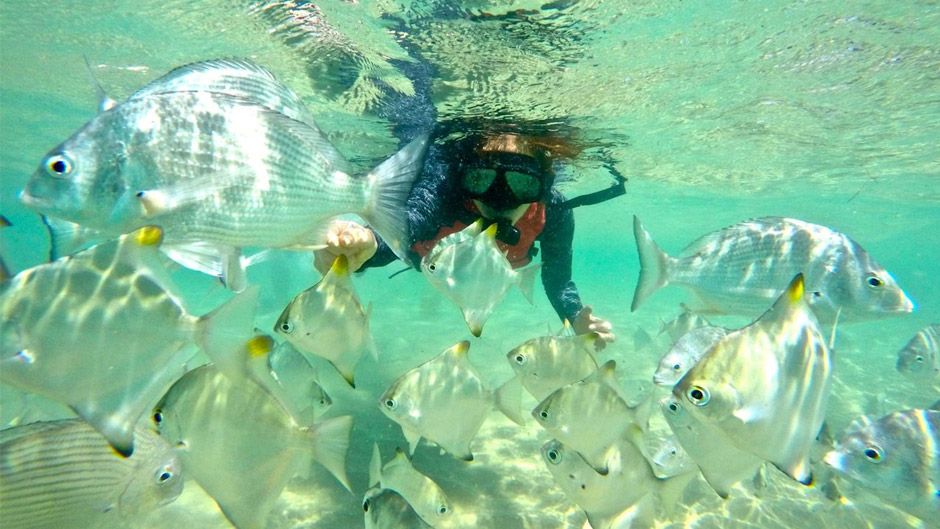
xmin=824 ymin=408 xmax=940 ymax=524
xmin=896 ymin=324 xmax=940 ymax=386
xmin=632 ymin=216 xmax=914 ymax=322
xmin=0 ymin=419 xmax=182 ymax=529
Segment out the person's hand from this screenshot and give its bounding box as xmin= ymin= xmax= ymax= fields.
xmin=313 ymin=220 xmax=378 ymax=275
xmin=572 ymin=305 xmax=615 ymax=350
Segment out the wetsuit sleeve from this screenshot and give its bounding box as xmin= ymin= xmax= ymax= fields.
xmin=539 ymin=189 xmax=584 ymax=322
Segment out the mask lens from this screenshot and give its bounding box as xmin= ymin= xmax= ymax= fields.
xmin=505 ymin=171 xmax=542 ymax=202
xmin=462 ymin=168 xmax=497 ymax=194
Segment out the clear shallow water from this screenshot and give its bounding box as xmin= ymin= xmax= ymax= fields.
xmin=1 ymin=1 xmax=938 ymax=528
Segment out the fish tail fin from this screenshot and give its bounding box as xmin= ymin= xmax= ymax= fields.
xmin=494 ymin=376 xmax=526 ymax=426
xmin=631 ymin=216 xmax=672 ymax=312
xmin=515 ymin=263 xmax=541 ymax=305
xmin=360 ymin=134 xmax=430 ymax=267
xmin=368 ymin=442 xmax=383 ymax=487
xmin=197 ymin=285 xmax=260 ymax=380
xmin=308 ymin=415 xmax=354 ymax=492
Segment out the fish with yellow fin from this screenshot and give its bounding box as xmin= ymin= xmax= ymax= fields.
xmin=532 ymin=360 xmax=650 ymax=475
xmin=369 ymin=443 xmax=451 ymax=526
xmin=506 ymin=324 xmax=600 ymax=402
xmin=275 ymin=254 xmax=373 ymax=387
xmin=421 ymin=220 xmax=539 ymax=337
xmin=0 ymin=226 xmax=258 ymax=456
xmin=154 ymin=335 xmax=353 ymax=529
xmin=378 ymin=341 xmax=524 ymax=460
xmin=673 ymin=274 xmax=832 ymax=485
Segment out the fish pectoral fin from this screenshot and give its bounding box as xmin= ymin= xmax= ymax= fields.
xmin=135 ymin=172 xmax=248 ymax=218
xmin=42 ymin=215 xmax=103 ymax=260
xmin=494 ymin=376 xmax=525 ymax=426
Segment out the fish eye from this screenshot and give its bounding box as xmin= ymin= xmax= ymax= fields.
xmin=428 ymin=263 xmax=437 ymax=272
xmin=438 ymin=505 xmax=448 ymax=515
xmin=666 ymin=401 xmax=680 ymax=414
xmin=362 ymin=498 xmax=371 ymax=512
xmin=153 ymin=410 xmax=164 ymax=424
xmin=156 ymin=469 xmax=174 ymax=484
xmin=546 ymin=449 xmax=561 ymax=464
xmin=538 ymin=409 xmax=550 ymax=420
xmin=866 ymin=275 xmax=884 ymax=288
xmin=915 ymin=355 xmax=924 ymax=362
xmin=686 ymin=385 xmax=710 ymax=407
xmin=672 ymin=363 xmax=681 ymax=372
xmin=514 ymin=353 xmax=527 ymax=365
xmin=384 ymin=398 xmax=397 ymax=410
xmin=44 ymin=153 xmax=74 ymax=177
xmin=278 ymin=321 xmax=293 ymax=334
xmin=863 ymin=446 xmax=883 ymax=463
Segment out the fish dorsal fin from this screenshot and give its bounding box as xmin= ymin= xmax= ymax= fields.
xmin=444 ymin=341 xmax=471 ymax=361
xmin=82 ymin=56 xmax=117 ymax=113
xmin=330 ymin=254 xmax=350 ymax=276
xmin=369 ymin=442 xmax=383 ymax=487
xmin=759 ymin=273 xmax=805 ymax=325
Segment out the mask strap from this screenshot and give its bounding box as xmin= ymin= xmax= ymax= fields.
xmin=560 ymin=163 xmax=627 ymax=210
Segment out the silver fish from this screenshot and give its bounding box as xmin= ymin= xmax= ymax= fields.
xmin=0 ymin=226 xmax=258 ymax=456
xmin=652 ymin=325 xmax=728 ymax=387
xmin=0 ymin=419 xmax=182 ymax=529
xmin=506 ymin=331 xmax=599 ymax=402
xmin=541 ymin=438 xmax=693 ymax=529
xmin=268 ymin=340 xmax=333 ymax=422
xmin=369 ymin=443 xmax=451 ymax=527
xmin=896 ymin=324 xmax=940 ymax=386
xmin=155 ymin=340 xmax=353 ymax=529
xmin=378 ymin=341 xmax=524 ymax=460
xmin=658 ymin=307 xmax=712 ymax=343
xmin=274 ymin=254 xmax=373 ymax=387
xmin=660 ymin=396 xmax=763 ymax=498
xmin=649 ymin=433 xmax=697 ymax=479
xmin=421 ymin=221 xmax=539 ymax=336
xmin=532 ymin=360 xmax=649 ymax=474
xmin=673 ymin=274 xmax=832 ymax=485
xmin=20 ymin=59 xmax=428 ymax=287
xmin=363 ymin=487 xmax=433 ymax=529
xmin=632 ymin=216 xmax=914 ymax=322
xmin=824 ymin=408 xmax=940 ymax=524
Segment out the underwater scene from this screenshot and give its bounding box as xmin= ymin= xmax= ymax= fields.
xmin=1 ymin=1 xmax=938 ymax=528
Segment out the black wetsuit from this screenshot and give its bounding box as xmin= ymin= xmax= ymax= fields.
xmin=361 ymin=53 xmax=584 ymax=323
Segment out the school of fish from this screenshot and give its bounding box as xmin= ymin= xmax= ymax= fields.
xmin=1 ymin=57 xmax=933 ymax=529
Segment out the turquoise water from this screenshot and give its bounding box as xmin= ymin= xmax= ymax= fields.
xmin=1 ymin=1 xmax=938 ymax=528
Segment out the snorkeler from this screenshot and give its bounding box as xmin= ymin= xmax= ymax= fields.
xmin=313 ymin=50 xmax=620 ymax=347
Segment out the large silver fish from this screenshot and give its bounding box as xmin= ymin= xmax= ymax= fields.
xmin=378 ymin=341 xmax=524 ymax=460
xmin=363 ymin=487 xmax=433 ymax=529
xmin=0 ymin=226 xmax=258 ymax=456
xmin=532 ymin=360 xmax=649 ymax=474
xmin=824 ymin=408 xmax=940 ymax=524
xmin=274 ymin=254 xmax=373 ymax=387
xmin=369 ymin=443 xmax=451 ymax=527
xmin=20 ymin=59 xmax=428 ymax=288
xmin=506 ymin=331 xmax=599 ymax=402
xmin=154 ymin=340 xmax=353 ymax=529
xmin=896 ymin=324 xmax=940 ymax=386
xmin=660 ymin=396 xmax=763 ymax=498
xmin=673 ymin=274 xmax=832 ymax=485
xmin=421 ymin=221 xmax=539 ymax=336
xmin=541 ymin=438 xmax=693 ymax=529
xmin=0 ymin=419 xmax=182 ymax=529
xmin=632 ymin=216 xmax=914 ymax=322
xmin=653 ymin=325 xmax=728 ymax=387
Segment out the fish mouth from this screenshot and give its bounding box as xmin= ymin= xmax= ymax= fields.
xmin=18 ymin=189 xmax=47 ymax=209
xmin=897 ymin=293 xmax=916 ymax=313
